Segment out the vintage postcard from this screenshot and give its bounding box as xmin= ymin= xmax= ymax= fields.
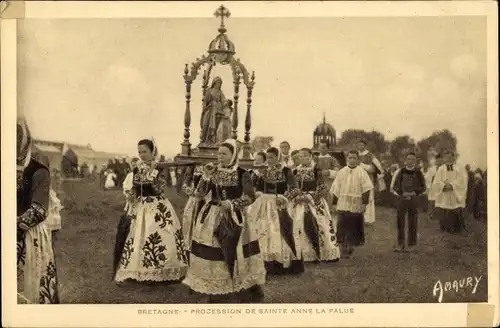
xmin=1 ymin=1 xmax=498 ymax=327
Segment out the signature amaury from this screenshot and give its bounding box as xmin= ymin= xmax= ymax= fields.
xmin=433 ymin=275 xmax=482 ymax=303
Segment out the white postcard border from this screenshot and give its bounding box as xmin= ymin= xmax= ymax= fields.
xmin=1 ymin=1 xmax=498 ymax=327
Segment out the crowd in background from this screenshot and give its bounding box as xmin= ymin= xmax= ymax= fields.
xmin=375 ymin=159 xmax=487 ymax=222
xmin=271 ymin=146 xmax=487 ymax=222
xmin=43 ymin=143 xmax=484 ymax=229
xmin=57 ymin=147 xmax=487 ymax=222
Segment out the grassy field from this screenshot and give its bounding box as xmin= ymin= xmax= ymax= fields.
xmin=54 ymin=179 xmax=488 ymax=304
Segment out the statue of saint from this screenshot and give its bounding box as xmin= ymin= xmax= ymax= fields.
xmin=200 ymin=76 xmax=226 ymax=145
xmin=216 ymin=99 xmax=233 ymax=144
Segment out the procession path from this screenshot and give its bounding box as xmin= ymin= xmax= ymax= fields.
xmin=54 ymin=180 xmax=488 ymax=304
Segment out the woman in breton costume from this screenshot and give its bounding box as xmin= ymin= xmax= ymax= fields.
xmin=181 ymin=164 xmax=211 ymax=254
xmin=292 ymin=148 xmax=340 ymax=263
xmin=183 ymin=139 xmax=266 ymax=303
xmin=17 ymin=116 xmax=59 ymax=304
xmin=114 ymin=139 xmax=188 ymax=283
xmin=249 ymin=147 xmax=304 ymax=275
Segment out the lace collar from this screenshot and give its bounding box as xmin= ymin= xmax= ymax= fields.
xmin=297 ymin=161 xmax=316 ymax=170
xmin=217 ymin=163 xmax=238 ymax=173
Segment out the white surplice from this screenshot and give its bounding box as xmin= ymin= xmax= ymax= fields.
xmin=330 ymin=166 xmax=374 ymax=214
xmin=430 ymin=164 xmax=468 ymax=210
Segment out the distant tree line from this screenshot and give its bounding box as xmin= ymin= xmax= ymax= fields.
xmin=249 ymin=129 xmax=457 ymax=168
xmin=336 ymin=128 xmax=458 ymax=167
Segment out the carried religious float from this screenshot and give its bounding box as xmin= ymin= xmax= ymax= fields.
xmin=157 ymin=6 xmax=345 ymax=177
xmin=171 ymin=5 xmax=256 ymax=169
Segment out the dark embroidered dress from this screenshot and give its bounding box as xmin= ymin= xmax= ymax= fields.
xmin=17 ymin=158 xmax=60 ymax=304
xmin=182 ymin=165 xmax=266 ymax=301
xmin=292 ymin=164 xmax=340 ymax=262
xmin=248 ymin=165 xmax=304 ymax=275
xmin=114 ymin=162 xmax=188 ymax=282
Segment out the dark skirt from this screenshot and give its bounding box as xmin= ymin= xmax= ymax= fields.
xmin=336 ymin=211 xmax=365 ymax=246
xmin=264 ymin=260 xmax=305 ymax=276
xmin=473 ymin=199 xmax=486 ymax=219
xmin=419 ymin=194 xmax=429 ymax=212
xmin=435 ymin=207 xmax=464 ymax=234
xmin=427 ymin=200 xmax=436 ymax=219
xmin=112 ymin=213 xmax=132 ymax=279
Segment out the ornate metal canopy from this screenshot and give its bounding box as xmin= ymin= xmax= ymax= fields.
xmin=180 ymin=5 xmax=256 ymax=160
xmin=313 ymin=113 xmax=337 ymax=149
xmin=208 ymin=5 xmax=235 ymax=65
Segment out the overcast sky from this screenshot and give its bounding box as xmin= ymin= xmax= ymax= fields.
xmin=17 ymin=16 xmax=487 ymax=168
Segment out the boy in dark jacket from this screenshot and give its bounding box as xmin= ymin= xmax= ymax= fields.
xmin=390 ymin=152 xmax=426 ymax=252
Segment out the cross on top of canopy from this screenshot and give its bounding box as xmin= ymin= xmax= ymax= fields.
xmin=208 ymin=5 xmax=235 ymax=65
xmin=182 ymin=4 xmax=255 ymax=88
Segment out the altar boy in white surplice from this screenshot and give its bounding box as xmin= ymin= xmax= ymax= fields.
xmin=430 ymin=150 xmax=468 ymax=234
xmin=330 ymin=150 xmax=373 ymax=259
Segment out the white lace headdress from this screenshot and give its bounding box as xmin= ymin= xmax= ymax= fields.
xmin=17 ymin=115 xmax=33 ymax=171
xmin=218 ymin=138 xmax=240 ymax=172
